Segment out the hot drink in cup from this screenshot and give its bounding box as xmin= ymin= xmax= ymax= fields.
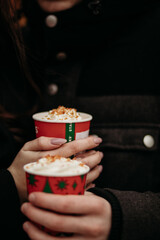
xmin=32 ymin=106 xmax=92 ymax=142
xmin=24 ymin=155 xmax=90 ymax=235
xmin=24 ymin=155 xmax=90 ymax=195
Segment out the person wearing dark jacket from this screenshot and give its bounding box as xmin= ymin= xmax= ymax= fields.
xmin=0 ymin=1 xmax=103 ymax=239
xmin=18 ymin=0 xmax=160 ymax=239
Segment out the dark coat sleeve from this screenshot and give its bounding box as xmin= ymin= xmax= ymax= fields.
xmin=0 ymin=170 xmax=21 ymax=229
xmin=0 ymin=169 xmax=28 ymax=239
xmin=89 ymin=187 xmax=160 ymax=240
xmin=0 ymin=121 xmax=28 ymax=238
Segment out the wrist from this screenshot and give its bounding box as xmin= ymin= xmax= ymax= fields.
xmin=88 ymin=187 xmax=122 ymax=240
xmin=7 ymin=166 xmax=27 ymax=203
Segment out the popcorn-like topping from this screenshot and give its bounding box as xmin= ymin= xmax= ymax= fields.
xmin=24 ymin=155 xmax=89 ymax=176
xmin=43 ymin=106 xmax=81 ymax=121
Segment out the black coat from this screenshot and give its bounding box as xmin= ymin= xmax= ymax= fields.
xmin=1 ymin=0 xmax=160 ymax=239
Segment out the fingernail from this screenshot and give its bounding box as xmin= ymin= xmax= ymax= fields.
xmin=99 ymin=151 xmax=104 ymax=158
xmin=29 ymin=193 xmax=35 ymax=202
xmin=98 ymin=165 xmax=103 ymax=173
xmin=23 ymin=222 xmax=29 ymax=232
xmin=91 ymin=183 xmax=96 ymax=188
xmin=87 ymin=183 xmax=96 ymax=189
xmin=94 ymin=137 xmax=102 ymax=144
xmin=21 ymin=202 xmax=28 ymax=213
xmin=51 ymin=138 xmax=67 ymax=145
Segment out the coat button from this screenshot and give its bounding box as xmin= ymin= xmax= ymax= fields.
xmin=45 ymin=15 xmax=58 ymax=28
xmin=143 ymin=135 xmax=155 ymax=148
xmin=48 ymin=83 xmax=58 ymax=95
xmin=56 ymin=52 xmax=67 ymax=61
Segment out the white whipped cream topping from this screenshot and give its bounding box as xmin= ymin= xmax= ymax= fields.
xmin=24 ymin=156 xmax=90 ymax=176
xmin=43 ymin=106 xmax=81 ymax=121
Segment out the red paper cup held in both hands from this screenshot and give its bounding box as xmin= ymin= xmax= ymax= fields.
xmin=24 ymin=155 xmax=90 ymax=195
xmin=24 ymin=155 xmax=90 ymax=236
xmin=32 ymin=106 xmax=92 ymax=142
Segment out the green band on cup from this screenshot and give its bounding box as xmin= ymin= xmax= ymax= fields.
xmin=65 ymin=123 xmax=75 ymax=142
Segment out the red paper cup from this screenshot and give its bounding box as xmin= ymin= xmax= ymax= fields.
xmin=24 ymin=161 xmax=89 ymax=236
xmin=32 ymin=112 xmax=92 ymax=142
xmin=24 ymin=169 xmax=89 ymax=195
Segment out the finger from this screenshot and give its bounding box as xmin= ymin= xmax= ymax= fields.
xmin=49 ymin=136 xmax=102 ymax=158
xmin=86 ymin=165 xmax=103 ymax=186
xmin=26 ymin=193 xmax=100 ymax=215
xmin=23 ymin=221 xmax=82 ymax=240
xmin=23 ymin=137 xmax=67 ymax=151
xmin=74 ymin=150 xmax=96 ymax=158
xmin=85 ymin=183 xmax=96 ymax=190
xmin=21 ymin=202 xmax=84 ymax=233
xmin=23 ymin=221 xmax=54 ymax=240
xmin=80 ymin=151 xmax=103 ymax=169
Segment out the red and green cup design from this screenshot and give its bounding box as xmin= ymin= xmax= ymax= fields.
xmin=24 ymin=164 xmax=89 ymax=236
xmin=25 ymin=172 xmax=87 ymax=195
xmin=32 ymin=112 xmax=92 ymax=142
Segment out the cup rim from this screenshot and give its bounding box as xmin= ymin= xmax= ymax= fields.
xmin=32 ymin=111 xmax=92 ymax=123
xmin=23 ymin=162 xmax=90 ymax=177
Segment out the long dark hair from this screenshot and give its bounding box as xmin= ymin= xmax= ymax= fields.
xmin=0 ymin=0 xmax=40 ymax=95
xmin=0 ymin=0 xmax=40 ymax=143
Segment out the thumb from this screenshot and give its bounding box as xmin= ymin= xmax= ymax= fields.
xmin=23 ymin=137 xmax=67 ymax=151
